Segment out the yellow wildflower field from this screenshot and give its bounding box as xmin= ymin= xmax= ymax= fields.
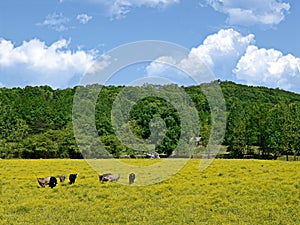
xmin=0 ymin=159 xmax=299 ymax=224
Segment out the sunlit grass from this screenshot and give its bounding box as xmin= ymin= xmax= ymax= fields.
xmin=1 ymin=159 xmax=299 ymax=224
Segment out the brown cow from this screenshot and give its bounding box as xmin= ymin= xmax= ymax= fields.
xmin=60 ymin=174 xmax=66 ymax=182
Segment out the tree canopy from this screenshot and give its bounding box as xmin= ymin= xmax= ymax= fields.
xmin=1 ymin=81 xmax=300 ymax=159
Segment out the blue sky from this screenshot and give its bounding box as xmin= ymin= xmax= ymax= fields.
xmin=1 ymin=0 xmax=300 ymax=92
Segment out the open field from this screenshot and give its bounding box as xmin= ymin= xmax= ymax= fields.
xmin=1 ymin=159 xmax=299 ymax=225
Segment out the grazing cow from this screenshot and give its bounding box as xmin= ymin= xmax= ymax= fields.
xmin=60 ymin=174 xmax=66 ymax=182
xmin=129 ymin=173 xmax=135 ymax=184
xmin=37 ymin=176 xmax=57 ymax=188
xmin=69 ymin=174 xmax=77 ymax=184
xmin=99 ymin=173 xmax=112 ymax=182
xmin=37 ymin=176 xmax=51 ymax=187
xmin=99 ymin=174 xmax=120 ymax=183
xmin=49 ymin=177 xmax=57 ymax=188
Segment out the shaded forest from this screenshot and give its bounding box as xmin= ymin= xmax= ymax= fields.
xmin=1 ymin=81 xmax=300 ymax=159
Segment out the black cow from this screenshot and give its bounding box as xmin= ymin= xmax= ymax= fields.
xmin=69 ymin=174 xmax=77 ymax=184
xmin=60 ymin=174 xmax=66 ymax=182
xmin=129 ymin=173 xmax=135 ymax=184
xmin=99 ymin=174 xmax=120 ymax=183
xmin=49 ymin=176 xmax=57 ymax=188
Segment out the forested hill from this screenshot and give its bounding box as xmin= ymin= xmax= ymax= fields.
xmin=221 ymin=81 xmax=300 ymax=105
xmin=1 ymin=81 xmax=300 ymax=159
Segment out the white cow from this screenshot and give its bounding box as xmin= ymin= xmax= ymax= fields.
xmin=99 ymin=174 xmax=120 ymax=183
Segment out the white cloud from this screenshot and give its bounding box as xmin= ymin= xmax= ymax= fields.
xmin=77 ymin=14 xmax=93 ymax=24
xmin=146 ymin=29 xmax=255 ymax=82
xmin=234 ymin=45 xmax=300 ymax=90
xmin=94 ymin=0 xmax=179 ymax=19
xmin=189 ymin=29 xmax=255 ymax=74
xmin=203 ymin=0 xmax=290 ymax=27
xmin=86 ymin=54 xmax=112 ymax=75
xmin=146 ymin=28 xmax=300 ymax=92
xmin=0 ymin=38 xmax=97 ymax=88
xmin=38 ymin=13 xmax=70 ymax=32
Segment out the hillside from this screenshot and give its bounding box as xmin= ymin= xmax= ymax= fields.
xmin=1 ymin=81 xmax=300 ymax=159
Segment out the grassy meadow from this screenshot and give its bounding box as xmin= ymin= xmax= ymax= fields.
xmin=1 ymin=158 xmax=299 ymax=224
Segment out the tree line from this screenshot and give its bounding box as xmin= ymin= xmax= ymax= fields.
xmin=1 ymin=81 xmax=300 ymax=159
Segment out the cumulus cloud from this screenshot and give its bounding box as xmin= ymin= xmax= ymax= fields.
xmin=38 ymin=13 xmax=70 ymax=32
xmin=77 ymin=14 xmax=93 ymax=24
xmin=146 ymin=29 xmax=255 ymax=82
xmin=203 ymin=0 xmax=290 ymax=27
xmin=234 ymin=45 xmax=300 ymax=90
xmin=189 ymin=29 xmax=255 ymax=76
xmin=86 ymin=54 xmax=112 ymax=75
xmin=94 ymin=0 xmax=179 ymax=19
xmin=146 ymin=28 xmax=300 ymax=92
xmin=0 ymin=38 xmax=97 ymax=88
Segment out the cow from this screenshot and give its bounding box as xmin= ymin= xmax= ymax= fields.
xmin=99 ymin=173 xmax=112 ymax=183
xmin=129 ymin=173 xmax=135 ymax=184
xmin=99 ymin=173 xmax=112 ymax=182
xmin=99 ymin=174 xmax=120 ymax=183
xmin=37 ymin=176 xmax=57 ymax=188
xmin=49 ymin=177 xmax=57 ymax=188
xmin=60 ymin=174 xmax=66 ymax=183
xmin=37 ymin=176 xmax=51 ymax=187
xmin=69 ymin=174 xmax=77 ymax=184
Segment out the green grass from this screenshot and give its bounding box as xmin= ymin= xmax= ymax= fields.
xmin=0 ymin=159 xmax=299 ymax=224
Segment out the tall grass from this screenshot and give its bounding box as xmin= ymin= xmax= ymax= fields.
xmin=1 ymin=159 xmax=299 ymax=224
